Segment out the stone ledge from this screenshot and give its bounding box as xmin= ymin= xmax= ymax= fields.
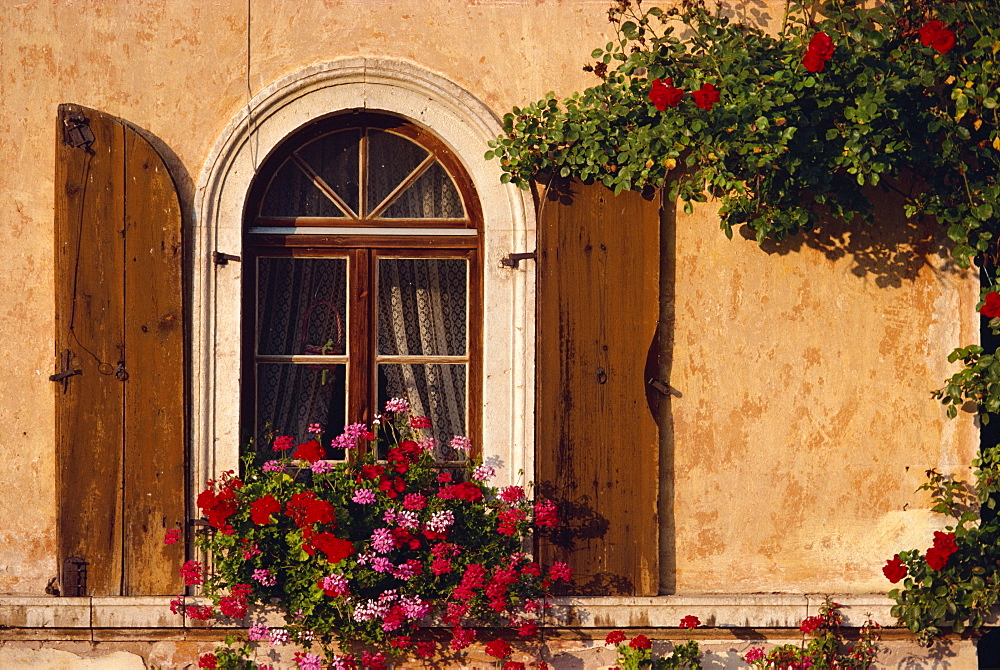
xmin=0 ymin=594 xmax=896 ymax=630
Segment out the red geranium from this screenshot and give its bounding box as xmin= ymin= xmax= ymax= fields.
xmin=306 ymin=532 xmax=355 ymax=564
xmin=197 ymin=654 xmax=218 ymax=669
xmin=981 ymin=291 xmax=1000 ymax=318
xmin=292 ymin=439 xmax=325 ymax=463
xmin=679 ymin=614 xmax=701 ymax=628
xmin=286 ymin=491 xmax=335 ymax=527
xmin=485 ymin=638 xmax=513 ymax=659
xmin=249 ymin=494 xmax=281 ymax=525
xmin=437 ymin=481 xmax=484 ymax=503
xmin=691 ymin=83 xmax=720 ymax=111
xmin=629 ymin=634 xmax=652 ymax=649
xmin=882 ymin=554 xmax=908 ymax=583
xmin=919 ymin=20 xmax=956 ymax=55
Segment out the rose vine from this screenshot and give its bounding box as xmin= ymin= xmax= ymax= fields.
xmin=487 ymin=0 xmax=1000 ymax=268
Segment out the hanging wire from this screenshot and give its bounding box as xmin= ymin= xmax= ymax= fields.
xmin=67 ymin=148 xmax=115 ymax=376
xmin=246 ymin=0 xmax=259 ymax=173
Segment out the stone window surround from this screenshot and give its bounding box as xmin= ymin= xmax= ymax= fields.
xmin=190 ymin=57 xmax=536 ymax=502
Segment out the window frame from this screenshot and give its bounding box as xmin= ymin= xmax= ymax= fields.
xmin=240 ymin=113 xmax=484 ymax=457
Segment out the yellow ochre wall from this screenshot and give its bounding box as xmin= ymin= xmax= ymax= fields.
xmin=0 ymin=0 xmax=978 ymax=597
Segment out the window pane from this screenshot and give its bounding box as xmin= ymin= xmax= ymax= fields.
xmin=259 ymin=159 xmax=345 ymax=218
xmin=257 ymin=257 xmax=347 ymax=356
xmin=381 ymin=161 xmax=464 ymax=219
xmin=296 ymin=130 xmax=360 ymax=214
xmin=379 ymin=363 xmax=466 ymax=452
xmin=367 ymin=130 xmax=429 ymax=215
xmin=377 ymin=258 xmax=467 ymax=356
xmin=255 ymin=362 xmax=346 ymax=457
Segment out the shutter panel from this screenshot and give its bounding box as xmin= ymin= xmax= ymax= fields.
xmin=54 ymin=104 xmax=185 ymax=596
xmin=535 ymin=180 xmax=660 ymax=596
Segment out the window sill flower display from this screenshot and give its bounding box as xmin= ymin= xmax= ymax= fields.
xmin=172 ymin=399 xmax=570 ymax=668
xmin=488 ymin=0 xmax=1000 ymax=269
xmin=742 ymin=600 xmax=880 ymax=669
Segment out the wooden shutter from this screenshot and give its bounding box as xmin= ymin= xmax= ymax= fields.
xmin=54 ymin=104 xmax=185 ymax=596
xmin=535 ymin=180 xmax=660 ymax=596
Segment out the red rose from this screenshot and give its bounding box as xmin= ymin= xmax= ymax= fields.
xmin=808 ymin=32 xmax=834 ymax=60
xmin=691 ymin=83 xmax=720 ymax=111
xmin=292 ymin=439 xmax=325 ymax=463
xmin=882 ymin=554 xmax=908 ymax=583
xmin=249 ymin=494 xmax=281 ymax=525
xmin=629 ymin=634 xmax=652 ymax=649
xmin=920 ymin=20 xmax=956 ymax=55
xmin=933 ymin=531 xmax=958 ymax=553
xmin=485 ymin=639 xmax=513 ymax=659
xmin=926 ymin=546 xmax=950 ymax=570
xmin=981 ymin=292 xmax=1000 ymax=317
xmin=802 ymin=49 xmax=827 ymax=73
xmin=679 ymin=615 xmax=700 ymax=628
xmin=648 ymin=78 xmax=684 ymax=111
xmin=605 ymin=630 xmax=627 ymax=645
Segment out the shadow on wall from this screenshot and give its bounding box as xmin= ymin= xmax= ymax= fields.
xmin=739 ymin=180 xmax=965 ymax=289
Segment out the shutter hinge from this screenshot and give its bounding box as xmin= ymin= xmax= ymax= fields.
xmin=61 ymin=556 xmax=87 ymax=597
xmin=62 ymin=110 xmax=96 ymax=153
xmin=213 ymin=251 xmax=242 ymax=266
xmin=500 ymin=251 xmax=536 ymax=269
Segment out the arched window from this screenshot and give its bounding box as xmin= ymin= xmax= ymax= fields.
xmin=242 ymin=114 xmax=482 ymax=458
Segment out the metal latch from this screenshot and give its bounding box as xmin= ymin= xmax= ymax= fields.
xmin=213 ymin=251 xmax=242 ymax=266
xmin=50 ymin=349 xmax=82 ymax=392
xmin=500 ymin=251 xmax=536 ymax=268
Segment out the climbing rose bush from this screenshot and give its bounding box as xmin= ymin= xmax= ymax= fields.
xmin=170 ymin=400 xmax=568 ymax=665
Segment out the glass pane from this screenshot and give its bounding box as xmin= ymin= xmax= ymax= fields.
xmin=259 ymin=159 xmax=345 ymax=218
xmin=366 ymin=130 xmax=429 ymax=215
xmin=257 ymin=257 xmax=347 ymax=356
xmin=255 ymin=363 xmax=347 ymax=458
xmin=297 ymin=130 xmax=360 ymax=214
xmin=377 ymin=258 xmax=467 ymax=356
xmin=379 ymin=363 xmax=466 ymax=455
xmin=381 ymin=161 xmax=464 ymax=219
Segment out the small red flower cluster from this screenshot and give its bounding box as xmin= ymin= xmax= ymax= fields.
xmin=485 ymin=638 xmax=513 ymax=659
xmin=925 ymin=531 xmax=958 ymax=571
xmin=802 ymin=32 xmax=835 ymax=73
xmin=648 ymin=79 xmax=721 ymax=111
xmin=437 ymin=481 xmax=484 ymax=503
xmin=604 ymin=630 xmax=651 ymax=649
xmin=197 ymin=472 xmax=242 ymax=533
xmin=292 ymin=439 xmax=325 ymax=463
xmin=197 ymin=653 xmax=218 ymax=669
xmin=163 ymin=528 xmax=181 ymax=545
xmin=981 ymin=291 xmax=1000 ymax=318
xmin=882 ymin=553 xmax=908 ymax=583
xmin=919 ymin=20 xmax=956 ymax=55
xmin=679 ymin=614 xmax=701 ymax=629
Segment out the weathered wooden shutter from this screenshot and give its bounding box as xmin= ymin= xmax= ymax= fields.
xmin=535 ymin=180 xmax=660 ymax=596
xmin=54 ymin=104 xmax=185 ymax=596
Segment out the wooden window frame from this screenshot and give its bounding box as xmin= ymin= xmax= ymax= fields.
xmin=241 ymin=113 xmax=483 ymax=457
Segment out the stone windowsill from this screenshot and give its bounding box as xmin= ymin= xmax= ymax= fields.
xmin=0 ymin=594 xmax=897 ymax=630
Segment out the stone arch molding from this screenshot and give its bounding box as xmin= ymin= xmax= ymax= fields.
xmin=191 ymin=58 xmax=535 ymax=498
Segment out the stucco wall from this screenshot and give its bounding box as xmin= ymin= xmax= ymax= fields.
xmin=0 ymin=0 xmax=979 ymax=599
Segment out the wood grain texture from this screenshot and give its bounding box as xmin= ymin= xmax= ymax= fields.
xmin=55 ymin=105 xmax=185 ymax=595
xmin=535 ymin=180 xmax=660 ymax=596
xmin=122 ymin=124 xmax=185 ymax=595
xmin=55 ymin=104 xmax=127 ymax=596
